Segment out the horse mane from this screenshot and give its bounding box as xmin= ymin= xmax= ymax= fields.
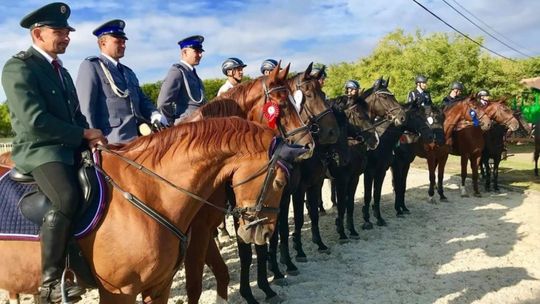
xmin=198 ymin=99 xmax=247 ymax=118
xmin=113 ymin=117 xmax=272 ymax=166
xmin=216 ymin=77 xmax=261 ymax=103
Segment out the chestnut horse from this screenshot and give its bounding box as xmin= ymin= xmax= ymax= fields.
xmin=444 ymin=97 xmax=492 ymax=197
xmin=479 ymin=99 xmax=520 ymax=191
xmin=182 ymin=64 xmax=339 ymax=303
xmin=0 ymin=118 xmax=294 ymax=304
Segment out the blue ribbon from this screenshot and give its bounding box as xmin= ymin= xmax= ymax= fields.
xmin=469 ymin=109 xmax=479 ymax=127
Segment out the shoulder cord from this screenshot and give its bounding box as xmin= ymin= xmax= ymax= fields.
xmin=176 ymin=67 xmax=204 ymax=104
xmin=98 ymin=60 xmax=129 ymax=98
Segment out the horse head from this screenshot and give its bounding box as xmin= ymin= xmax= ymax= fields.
xmin=362 ymin=77 xmax=406 ymax=127
xmin=482 ymin=99 xmax=520 ymax=132
xmin=341 ymin=97 xmax=379 ymax=150
xmin=233 ymin=136 xmax=309 ymax=244
xmin=287 ymin=62 xmax=340 ymax=145
xmin=404 ymin=105 xmax=435 ymax=146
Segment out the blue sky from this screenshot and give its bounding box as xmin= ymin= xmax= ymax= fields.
xmin=0 ymin=0 xmax=539 ymax=101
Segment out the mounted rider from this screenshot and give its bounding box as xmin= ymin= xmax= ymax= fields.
xmin=442 ymin=81 xmax=465 ymax=109
xmin=157 ymin=35 xmax=206 ymax=125
xmin=1 ymin=3 xmax=107 ymax=302
xmin=406 ymin=75 xmax=433 ymax=109
xmin=477 ymin=89 xmax=491 ymax=107
xmin=217 ymin=57 xmax=247 ymax=96
xmin=260 ymin=58 xmax=278 ymax=75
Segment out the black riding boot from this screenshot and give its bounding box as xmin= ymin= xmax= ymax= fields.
xmin=39 ymin=210 xmax=85 ymax=303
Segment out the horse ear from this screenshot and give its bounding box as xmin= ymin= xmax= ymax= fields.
xmin=278 ymin=63 xmax=291 ymax=81
xmin=386 ymin=77 xmax=390 ymax=87
xmin=304 ymin=62 xmax=314 ymax=79
xmin=269 ymin=61 xmax=281 ymax=82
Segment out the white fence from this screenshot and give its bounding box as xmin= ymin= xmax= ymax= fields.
xmin=0 ymin=143 xmax=12 ymax=153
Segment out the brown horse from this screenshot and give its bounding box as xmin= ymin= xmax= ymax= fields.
xmin=0 ymin=118 xmax=295 ymax=304
xmin=182 ymin=63 xmax=339 ymax=304
xmin=444 ymin=97 xmax=492 ymax=197
xmin=479 ymin=99 xmax=520 ymax=191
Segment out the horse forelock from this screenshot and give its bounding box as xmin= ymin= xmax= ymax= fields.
xmin=113 ymin=118 xmax=273 ymax=166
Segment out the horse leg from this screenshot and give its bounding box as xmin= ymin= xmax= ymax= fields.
xmin=493 ymin=155 xmax=501 ymax=192
xmin=372 ymin=170 xmax=387 ymax=226
xmin=362 ymin=170 xmax=374 ymax=230
xmin=391 ymin=161 xmax=406 ymax=216
xmin=460 ymin=155 xmax=469 ymax=197
xmin=235 ymin=219 xmax=258 ymax=304
xmin=7 ymin=293 xmax=19 ymax=304
xmin=141 ymin=277 xmax=175 ymax=304
xmin=255 ymin=244 xmax=281 ymax=303
xmin=307 ymin=184 xmax=329 ymax=252
xmin=330 ymin=178 xmax=337 ymax=207
xmin=346 ymin=174 xmax=361 ymax=238
xmin=482 ymin=154 xmax=491 ymax=192
xmin=470 ymin=155 xmax=481 ymax=197
xmin=437 ymin=150 xmax=449 ymax=201
xmin=267 ymin=214 xmax=287 ymax=282
xmin=534 ymin=147 xmax=539 ymax=176
xmin=292 ymin=187 xmax=307 ymax=262
xmin=426 ymin=156 xmax=437 ymax=203
xmin=334 ymin=175 xmax=349 ymax=240
xmin=400 ymin=162 xmax=411 ymax=213
xmin=206 ymin=238 xmax=230 ymax=302
xmin=274 ymin=188 xmax=298 ymax=275
xmin=184 ymin=223 xmax=211 ymax=304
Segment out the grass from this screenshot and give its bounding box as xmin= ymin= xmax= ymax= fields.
xmin=411 ymin=142 xmax=540 ymax=192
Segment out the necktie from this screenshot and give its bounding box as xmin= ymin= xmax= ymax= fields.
xmin=117 ymin=63 xmax=124 ymax=75
xmin=51 ymin=59 xmax=64 ymax=87
xmin=193 ymin=68 xmax=199 ymax=79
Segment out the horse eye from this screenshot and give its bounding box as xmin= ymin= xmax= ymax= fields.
xmin=274 ymin=179 xmax=285 ymax=189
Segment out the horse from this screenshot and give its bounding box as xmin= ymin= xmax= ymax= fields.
xmin=0 ymin=118 xmax=298 ymax=304
xmin=444 ymin=97 xmax=492 ymax=197
xmin=182 ymin=63 xmax=339 ymax=304
xmin=478 ymin=99 xmax=520 ymax=192
xmin=389 ymin=104 xmax=437 ymax=217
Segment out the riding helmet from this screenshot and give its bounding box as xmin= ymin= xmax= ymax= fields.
xmin=415 ymin=75 xmax=427 ymax=84
xmin=451 ymin=81 xmax=465 ymax=91
xmin=477 ymin=89 xmax=490 ymax=97
xmin=260 ymin=59 xmax=278 ymax=74
xmin=221 ymin=57 xmax=247 ymax=75
xmin=344 ymin=79 xmax=360 ymax=90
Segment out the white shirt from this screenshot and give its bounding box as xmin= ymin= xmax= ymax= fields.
xmin=101 ymin=53 xmax=119 ymax=66
xmin=180 ymin=60 xmax=195 ymax=71
xmin=217 ymin=79 xmax=235 ymax=97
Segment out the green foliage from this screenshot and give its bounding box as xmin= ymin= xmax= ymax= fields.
xmin=140 ymin=81 xmax=162 ymax=105
xmin=324 ymin=29 xmax=540 ymax=104
xmin=0 ymin=103 xmax=13 ymax=137
xmin=204 ymin=78 xmax=225 ymax=101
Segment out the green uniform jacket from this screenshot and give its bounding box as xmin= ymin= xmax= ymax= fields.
xmin=1 ymin=47 xmax=88 ymax=173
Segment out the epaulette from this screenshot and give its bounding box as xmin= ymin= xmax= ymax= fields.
xmin=13 ymin=51 xmax=32 ymax=60
xmin=85 ymin=56 xmax=99 ymax=61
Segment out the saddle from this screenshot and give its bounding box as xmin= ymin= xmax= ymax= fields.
xmin=12 ymin=150 xmax=100 ymax=226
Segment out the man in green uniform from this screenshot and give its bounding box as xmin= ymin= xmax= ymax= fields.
xmin=1 ymin=2 xmax=106 ymax=303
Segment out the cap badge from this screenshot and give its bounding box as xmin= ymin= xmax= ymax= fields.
xmin=60 ymin=5 xmax=67 ymax=14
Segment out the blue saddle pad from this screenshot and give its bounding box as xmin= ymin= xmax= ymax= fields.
xmin=0 ymin=160 xmax=108 ymax=241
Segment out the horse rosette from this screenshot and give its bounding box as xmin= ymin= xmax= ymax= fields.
xmin=469 ymin=109 xmax=479 ymax=127
xmin=263 ymin=102 xmax=280 ymax=129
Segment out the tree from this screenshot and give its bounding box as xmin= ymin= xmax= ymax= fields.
xmin=0 ymin=103 xmax=13 ymax=137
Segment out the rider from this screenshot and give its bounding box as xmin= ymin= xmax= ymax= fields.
xmin=407 ymin=75 xmax=433 ymax=109
xmin=1 ymin=3 xmax=107 ymax=302
xmin=477 ymin=89 xmax=491 ymax=107
xmin=77 ymin=19 xmax=166 ymax=143
xmin=260 ymin=58 xmax=278 ymax=75
xmin=217 ymin=57 xmax=247 ymax=96
xmin=442 ymin=81 xmax=465 ymax=108
xmin=157 ymin=35 xmax=206 ymax=124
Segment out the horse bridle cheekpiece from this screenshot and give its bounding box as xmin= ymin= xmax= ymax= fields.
xmin=293 ymin=75 xmax=333 ymax=134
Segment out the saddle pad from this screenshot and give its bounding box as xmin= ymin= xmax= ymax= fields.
xmin=0 ymin=152 xmax=108 ymax=241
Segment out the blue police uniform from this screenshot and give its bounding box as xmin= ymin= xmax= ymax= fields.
xmin=76 ymin=19 xmax=159 ymax=144
xmin=157 ymin=35 xmax=206 ymax=125
xmin=407 ymin=88 xmax=433 ymax=107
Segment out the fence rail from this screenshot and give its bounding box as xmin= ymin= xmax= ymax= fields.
xmin=0 ymin=143 xmax=13 ymax=153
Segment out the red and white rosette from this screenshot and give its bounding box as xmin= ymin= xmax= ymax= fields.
xmin=263 ymin=102 xmax=280 ymax=129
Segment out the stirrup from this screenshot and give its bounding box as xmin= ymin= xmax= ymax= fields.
xmin=61 ymin=268 xmax=84 ymax=304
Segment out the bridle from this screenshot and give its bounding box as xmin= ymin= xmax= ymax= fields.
xmin=293 ymin=76 xmax=333 ymax=135
xmin=92 ymin=141 xmax=286 ymax=243
xmin=261 ymin=77 xmax=312 ymax=141
xmin=367 ymin=90 xmax=403 ymax=123
xmin=488 ymin=103 xmax=515 ymax=128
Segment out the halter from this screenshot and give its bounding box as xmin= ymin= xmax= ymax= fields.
xmin=93 ymin=142 xmax=284 ymax=240
xmin=261 ymin=77 xmax=312 ymax=141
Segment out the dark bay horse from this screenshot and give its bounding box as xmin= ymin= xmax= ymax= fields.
xmin=357 ymin=79 xmax=410 ymax=230
xmin=182 ymin=64 xmax=339 ymax=303
xmin=444 ymin=98 xmax=492 ymax=197
xmin=479 ymin=99 xmax=520 ymax=191
xmin=0 ymin=118 xmax=296 ymax=304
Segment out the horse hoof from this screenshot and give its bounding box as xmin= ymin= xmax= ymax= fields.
xmin=461 ymin=193 xmax=469 ymax=198
xmin=440 ymin=197 xmax=448 ymax=202
xmin=403 ymin=208 xmax=410 ymax=214
xmin=317 ymin=243 xmax=329 ymax=252
xmin=362 ymin=222 xmax=373 ymax=230
xmin=272 ymin=277 xmax=289 ymax=286
xmin=427 ymin=196 xmax=436 ymax=204
xmin=319 ymin=209 xmax=327 ymax=216
xmin=265 ymin=294 xmax=284 ymax=304
xmin=339 ymin=238 xmax=350 ymax=244
xmin=295 ymin=256 xmax=307 ymax=263
xmin=474 ymin=192 xmax=482 ymax=197
xmin=349 ymin=233 xmax=361 ymax=240
xmin=396 ymin=212 xmax=405 ymax=218
xmin=376 ymin=219 xmax=387 ymax=226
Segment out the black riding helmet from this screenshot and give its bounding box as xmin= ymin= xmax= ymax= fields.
xmin=477 ymin=89 xmax=490 ymax=97
xmin=415 ymin=75 xmax=427 ymax=84
xmin=451 ymin=81 xmax=465 ymax=91
xmin=221 ymin=57 xmax=247 ymax=75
